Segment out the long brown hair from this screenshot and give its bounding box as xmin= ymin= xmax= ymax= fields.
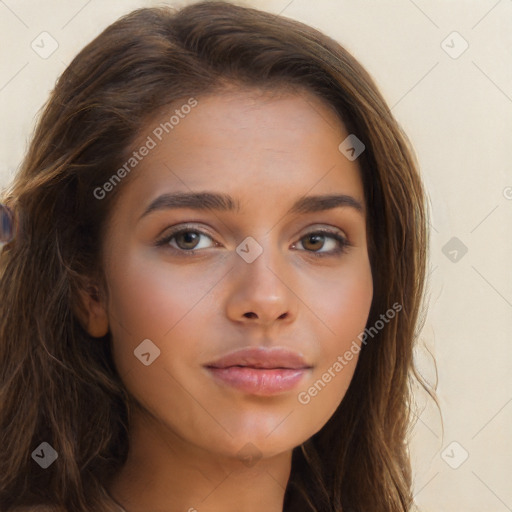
xmin=0 ymin=2 xmax=431 ymax=511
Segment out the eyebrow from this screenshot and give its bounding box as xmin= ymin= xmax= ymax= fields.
xmin=138 ymin=191 xmax=364 ymax=221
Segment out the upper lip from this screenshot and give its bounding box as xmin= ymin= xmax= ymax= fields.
xmin=204 ymin=347 xmax=311 ymax=370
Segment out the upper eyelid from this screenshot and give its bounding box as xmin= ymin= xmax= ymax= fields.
xmin=159 ymin=224 xmax=217 ymax=243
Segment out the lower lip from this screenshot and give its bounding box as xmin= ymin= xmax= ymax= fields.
xmin=206 ymin=366 xmax=309 ymax=396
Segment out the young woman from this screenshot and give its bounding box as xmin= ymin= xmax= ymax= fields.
xmin=0 ymin=2 xmax=430 ymax=511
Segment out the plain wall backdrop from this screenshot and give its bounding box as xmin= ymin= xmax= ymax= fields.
xmin=1 ymin=1 xmax=511 ymax=511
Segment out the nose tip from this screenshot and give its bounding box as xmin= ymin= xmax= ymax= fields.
xmin=242 ymin=310 xmax=290 ymax=321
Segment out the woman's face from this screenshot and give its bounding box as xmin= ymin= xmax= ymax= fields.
xmin=92 ymin=87 xmax=373 ymax=461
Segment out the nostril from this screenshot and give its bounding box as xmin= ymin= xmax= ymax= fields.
xmin=244 ymin=312 xmax=257 ymax=319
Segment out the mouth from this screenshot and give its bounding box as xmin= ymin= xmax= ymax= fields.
xmin=204 ymin=347 xmax=312 ymax=396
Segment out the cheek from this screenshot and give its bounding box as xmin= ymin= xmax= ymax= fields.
xmin=103 ymin=250 xmax=227 ymax=437
xmin=294 ymin=256 xmax=372 ymax=428
xmin=104 ymin=248 xmax=223 ymax=375
xmin=326 ymin=264 xmax=373 ymax=341
xmin=306 ymin=254 xmax=373 ymax=347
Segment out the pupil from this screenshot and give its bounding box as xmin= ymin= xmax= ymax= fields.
xmin=306 ymin=234 xmax=323 ymax=250
xmin=180 ymin=232 xmax=198 ymax=248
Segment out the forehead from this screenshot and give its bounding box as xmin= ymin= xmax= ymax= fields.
xmin=112 ymin=88 xmax=365 ymax=222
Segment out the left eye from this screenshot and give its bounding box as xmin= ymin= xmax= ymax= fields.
xmin=293 ymin=231 xmax=348 ymax=255
xmin=155 ymin=227 xmax=349 ymax=256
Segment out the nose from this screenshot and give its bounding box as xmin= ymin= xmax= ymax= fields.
xmin=225 ymin=238 xmax=298 ymax=328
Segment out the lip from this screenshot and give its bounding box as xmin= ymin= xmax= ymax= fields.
xmin=204 ymin=347 xmax=312 ymax=396
xmin=205 ymin=346 xmax=310 ymax=370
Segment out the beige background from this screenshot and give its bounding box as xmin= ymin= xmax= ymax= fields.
xmin=1 ymin=1 xmax=511 ymax=511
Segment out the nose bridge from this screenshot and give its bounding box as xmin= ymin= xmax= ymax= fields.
xmin=227 ymin=230 xmax=297 ymax=325
xmin=237 ymin=231 xmax=285 ymax=289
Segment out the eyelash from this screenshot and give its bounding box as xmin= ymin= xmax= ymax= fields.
xmin=154 ymin=224 xmax=351 ymax=258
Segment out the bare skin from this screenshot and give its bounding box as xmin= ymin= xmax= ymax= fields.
xmin=80 ymin=87 xmax=373 ymax=512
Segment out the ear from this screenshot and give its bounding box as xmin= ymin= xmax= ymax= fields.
xmin=75 ymin=283 xmax=109 ymax=338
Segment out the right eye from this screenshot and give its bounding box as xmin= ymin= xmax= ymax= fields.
xmin=155 ymin=225 xmax=220 ymax=255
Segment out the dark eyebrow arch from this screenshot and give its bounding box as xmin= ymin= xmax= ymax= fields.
xmin=138 ymin=191 xmax=364 ymax=221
